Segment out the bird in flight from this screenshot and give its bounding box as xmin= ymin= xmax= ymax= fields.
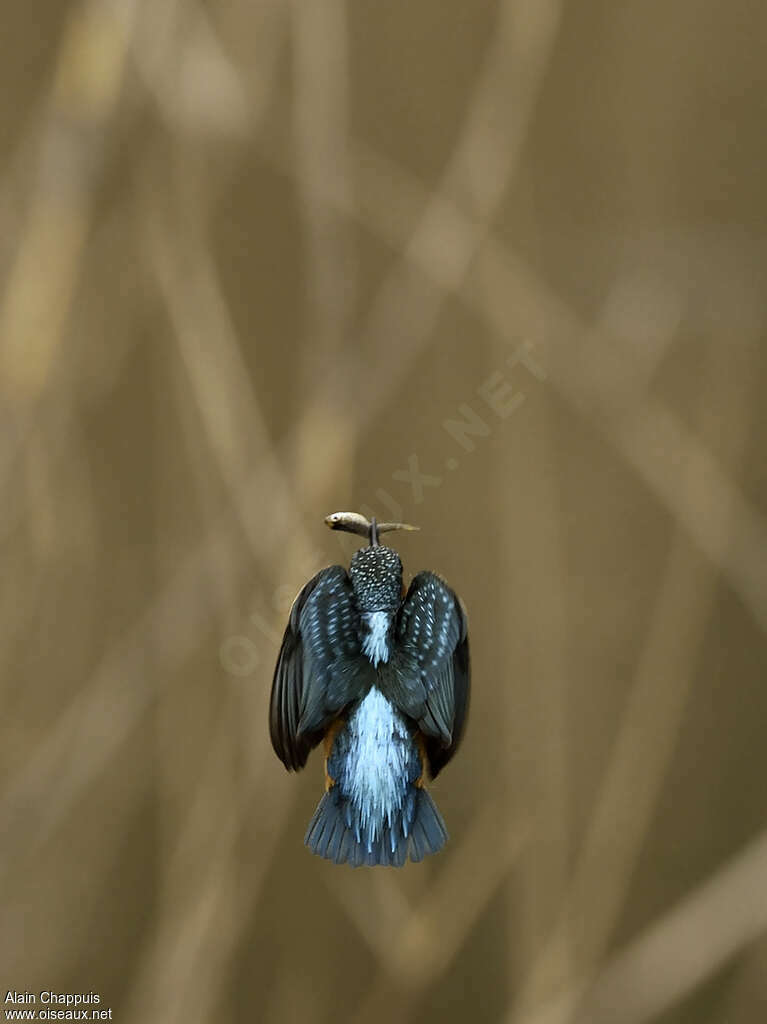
xmin=270 ymin=511 xmax=470 ymax=867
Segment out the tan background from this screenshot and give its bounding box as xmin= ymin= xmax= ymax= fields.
xmin=1 ymin=1 xmax=766 ymax=1022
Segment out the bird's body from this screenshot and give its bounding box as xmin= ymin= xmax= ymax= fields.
xmin=315 ymin=685 xmax=430 ymax=867
xmin=270 ymin=513 xmax=470 ymax=867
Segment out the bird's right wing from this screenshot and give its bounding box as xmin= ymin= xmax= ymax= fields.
xmin=389 ymin=571 xmax=470 ymax=778
xmin=269 ymin=565 xmax=372 ymax=771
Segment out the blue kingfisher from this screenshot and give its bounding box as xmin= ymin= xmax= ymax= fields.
xmin=270 ymin=511 xmax=470 ymax=867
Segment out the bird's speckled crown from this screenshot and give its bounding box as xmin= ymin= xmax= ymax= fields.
xmin=349 ymin=546 xmax=403 ymax=612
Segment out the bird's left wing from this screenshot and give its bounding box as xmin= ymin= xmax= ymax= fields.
xmin=389 ymin=571 xmax=470 ymax=778
xmin=269 ymin=565 xmax=371 ymax=771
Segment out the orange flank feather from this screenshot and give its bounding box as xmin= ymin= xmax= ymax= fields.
xmin=323 ymin=718 xmax=344 ymax=790
xmin=414 ymin=732 xmax=428 ymax=788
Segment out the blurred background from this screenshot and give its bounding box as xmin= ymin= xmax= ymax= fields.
xmin=1 ymin=1 xmax=766 ymax=1022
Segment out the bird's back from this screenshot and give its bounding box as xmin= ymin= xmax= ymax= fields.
xmin=305 ymin=685 xmax=448 ymax=866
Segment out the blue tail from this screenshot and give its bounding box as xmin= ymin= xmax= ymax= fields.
xmin=305 ymin=786 xmax=448 ymax=867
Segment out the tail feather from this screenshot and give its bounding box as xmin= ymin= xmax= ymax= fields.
xmin=410 ymin=790 xmax=449 ymax=863
xmin=305 ymin=787 xmax=448 ymax=867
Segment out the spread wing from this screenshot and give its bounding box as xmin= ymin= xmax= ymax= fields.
xmin=389 ymin=571 xmax=470 ymax=778
xmin=269 ymin=565 xmax=372 ymax=771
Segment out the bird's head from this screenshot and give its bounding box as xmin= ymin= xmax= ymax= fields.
xmin=324 ymin=511 xmax=418 ymax=612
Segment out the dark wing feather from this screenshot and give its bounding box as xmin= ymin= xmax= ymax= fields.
xmin=390 ymin=571 xmax=470 ymax=778
xmin=269 ymin=566 xmax=371 ymax=771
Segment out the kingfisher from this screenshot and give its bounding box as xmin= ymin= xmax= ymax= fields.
xmin=269 ymin=512 xmax=470 ymax=867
